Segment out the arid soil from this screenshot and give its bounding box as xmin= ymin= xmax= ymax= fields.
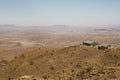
xmin=0 ymin=45 xmax=120 ymax=80
xmin=0 ymin=25 xmax=120 ymax=80
xmin=0 ymin=25 xmax=120 ymax=61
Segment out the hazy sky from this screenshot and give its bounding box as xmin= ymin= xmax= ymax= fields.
xmin=0 ymin=0 xmax=120 ymax=26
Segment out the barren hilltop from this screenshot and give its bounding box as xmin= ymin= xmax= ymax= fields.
xmin=0 ymin=44 xmax=120 ymax=80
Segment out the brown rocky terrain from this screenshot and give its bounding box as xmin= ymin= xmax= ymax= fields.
xmin=0 ymin=25 xmax=120 ymax=80
xmin=0 ymin=45 xmax=120 ymax=80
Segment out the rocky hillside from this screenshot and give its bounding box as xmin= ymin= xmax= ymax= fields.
xmin=0 ymin=45 xmax=120 ymax=80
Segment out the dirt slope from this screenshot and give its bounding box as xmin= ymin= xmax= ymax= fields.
xmin=0 ymin=45 xmax=120 ymax=80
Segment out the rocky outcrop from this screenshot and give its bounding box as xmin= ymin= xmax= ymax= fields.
xmin=0 ymin=45 xmax=120 ymax=80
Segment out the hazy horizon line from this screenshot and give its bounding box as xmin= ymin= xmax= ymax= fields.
xmin=0 ymin=24 xmax=120 ymax=27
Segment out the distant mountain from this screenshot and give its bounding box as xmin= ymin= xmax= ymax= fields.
xmin=0 ymin=24 xmax=119 ymax=34
xmin=0 ymin=25 xmax=24 ymax=35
